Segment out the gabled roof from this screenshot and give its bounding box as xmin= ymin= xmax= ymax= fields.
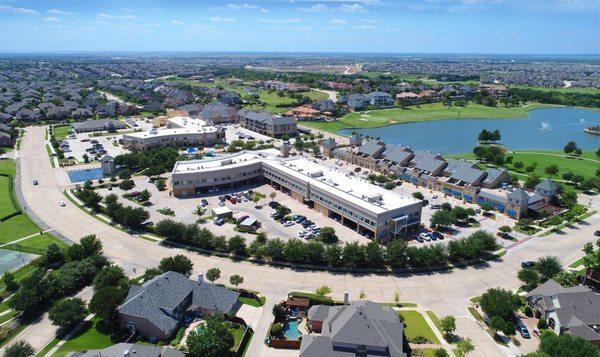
xmin=536 ymin=178 xmax=557 ymax=191
xmin=411 ymin=152 xmax=446 ymax=173
xmin=383 ymin=145 xmax=413 ymax=165
xmin=483 ymin=168 xmax=507 ymax=184
xmin=70 ymin=343 xmax=184 ymax=357
xmin=507 ymin=188 xmax=529 ymax=201
xmin=358 ymin=141 xmax=385 ymax=157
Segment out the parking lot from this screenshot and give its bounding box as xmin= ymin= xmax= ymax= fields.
xmin=224 ymin=124 xmax=275 ymax=144
xmin=95 ymin=176 xmax=372 ymax=245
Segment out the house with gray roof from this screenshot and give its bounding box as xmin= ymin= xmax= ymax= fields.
xmin=68 ymin=343 xmax=184 ymax=357
xmin=367 ymin=92 xmax=394 ymax=107
xmin=118 ymin=271 xmax=239 ymax=341
xmin=526 ymin=279 xmax=600 ymax=344
xmin=238 ymin=109 xmax=297 ymax=138
xmin=345 ymin=94 xmax=369 ymax=111
xmin=301 ymin=301 xmax=406 ymax=357
xmin=535 ymin=178 xmax=558 ymax=198
xmin=199 ymin=102 xmax=238 ymax=123
xmin=73 ymin=119 xmax=127 ymax=133
xmin=482 ymin=168 xmax=510 ymax=189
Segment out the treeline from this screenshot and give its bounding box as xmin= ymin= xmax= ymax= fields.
xmin=114 ymin=147 xmax=183 ymax=176
xmin=429 ymin=74 xmax=480 ymax=82
xmin=508 ymin=87 xmax=600 ymax=108
xmin=155 ymin=219 xmax=499 ymax=270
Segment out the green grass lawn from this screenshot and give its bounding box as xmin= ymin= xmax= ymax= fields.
xmin=569 ymin=256 xmax=586 ymax=269
xmin=0 ymin=176 xmax=17 ymax=218
xmin=16 ymin=233 xmax=68 ymax=250
xmin=0 ymin=159 xmax=15 ymax=176
xmin=509 ymin=85 xmax=600 ymax=95
xmin=0 ymin=214 xmax=41 ymax=244
xmin=301 ymin=102 xmax=554 ymax=133
xmin=238 ymin=296 xmax=263 ymax=307
xmin=53 ymin=317 xmax=117 ymax=357
xmin=449 ymin=150 xmax=598 ymax=182
xmin=230 ymin=324 xmax=246 ymax=352
xmin=35 ymin=337 xmax=60 ymax=357
xmin=398 ymin=310 xmax=440 ymax=344
xmin=0 ymin=310 xmax=19 ymax=325
xmin=52 ymin=125 xmax=71 ymax=140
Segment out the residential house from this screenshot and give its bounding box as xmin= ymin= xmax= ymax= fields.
xmin=526 ymin=279 xmax=600 ymax=344
xmin=312 ymin=99 xmax=335 ymax=113
xmin=68 ymin=343 xmax=184 ymax=357
xmin=368 ymin=92 xmax=394 ymax=107
xmin=177 ymin=104 xmax=204 ymax=117
xmin=0 ymin=132 xmax=11 ymax=147
xmin=199 ymin=102 xmax=239 ymax=123
xmin=287 ymin=105 xmax=321 ymax=120
xmin=218 ymin=92 xmax=242 ymax=105
xmin=395 ymin=92 xmax=420 ymax=103
xmin=118 ymin=271 xmax=239 ymax=341
xmin=301 ymin=301 xmax=407 ymax=357
xmin=345 ymin=94 xmax=369 ymax=111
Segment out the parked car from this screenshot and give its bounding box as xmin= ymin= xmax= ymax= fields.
xmin=521 ymin=261 xmax=536 ymax=269
xmin=283 ymin=221 xmax=295 ymax=227
xmin=218 ymin=201 xmax=225 ymax=206
xmin=432 ymin=195 xmax=438 ymax=199
xmin=201 ymin=199 xmax=209 ymax=206
xmin=431 ymin=204 xmax=441 ymax=210
xmin=32 ymin=179 xmax=39 ymax=185
xmin=517 ymin=323 xmax=530 ymax=339
xmin=595 ymin=230 xmax=600 ymax=237
xmin=214 ymin=218 xmax=225 ymax=226
xmin=58 ymin=201 xmax=66 ymax=207
xmin=294 ymin=215 xmax=306 ymax=223
xmin=419 ymin=232 xmax=430 ymax=241
xmin=354 ymin=167 xmax=361 ymax=172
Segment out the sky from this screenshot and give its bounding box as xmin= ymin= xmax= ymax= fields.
xmin=0 ymin=0 xmax=598 ymax=54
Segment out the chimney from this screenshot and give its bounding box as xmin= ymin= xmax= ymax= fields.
xmin=344 ymin=291 xmax=349 ymax=305
xmin=197 ymin=273 xmax=204 ymax=283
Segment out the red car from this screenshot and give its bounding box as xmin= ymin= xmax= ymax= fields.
xmin=229 ymin=198 xmax=237 ymax=204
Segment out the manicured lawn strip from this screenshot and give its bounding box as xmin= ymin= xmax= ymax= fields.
xmin=0 ymin=310 xmax=19 ymax=324
xmin=426 ymin=311 xmax=442 ymax=332
xmin=35 ymin=337 xmax=60 ymax=357
xmin=448 ymin=150 xmax=598 ymax=182
xmin=238 ymin=296 xmax=263 ymax=307
xmin=53 ymin=125 xmax=71 ymax=140
xmin=569 ymin=256 xmax=586 ymax=269
xmin=53 ymin=317 xmax=115 ymax=357
xmin=0 ymin=176 xmax=17 ymax=217
xmin=45 ymin=144 xmax=56 ymax=168
xmin=0 ymin=297 xmax=13 ymax=313
xmin=398 ymin=310 xmax=440 ymax=344
xmin=422 ymin=349 xmax=439 ymax=357
xmin=0 ymin=159 xmax=15 ymax=176
xmin=302 ymin=102 xmax=555 ymax=133
xmin=230 ymin=324 xmax=246 ymax=352
xmin=16 ymin=233 xmax=68 ymax=251
xmin=0 ymin=214 xmax=40 ymax=244
xmin=468 ymin=307 xmax=483 ymax=321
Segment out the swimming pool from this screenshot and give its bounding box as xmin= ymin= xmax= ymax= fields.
xmin=67 ymin=167 xmax=104 ymax=183
xmin=282 ymin=318 xmax=302 ymax=340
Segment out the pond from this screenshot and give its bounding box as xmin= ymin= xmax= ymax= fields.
xmin=338 ymin=107 xmax=600 ymax=154
xmin=67 ymin=167 xmax=104 ymax=183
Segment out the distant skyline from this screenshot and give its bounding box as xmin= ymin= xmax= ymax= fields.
xmin=0 ymin=0 xmax=598 ymax=54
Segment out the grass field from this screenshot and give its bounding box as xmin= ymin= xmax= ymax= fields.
xmin=398 ymin=310 xmax=440 ymax=344
xmin=510 ymin=85 xmax=600 ymax=95
xmin=301 ymin=102 xmax=555 ymax=133
xmin=0 ymin=176 xmax=17 ymax=218
xmin=0 ymin=159 xmax=15 ymax=176
xmin=52 ymin=125 xmax=71 ymax=140
xmin=17 ymin=233 xmax=68 ymax=250
xmin=0 ymin=214 xmax=41 ymax=244
xmin=54 ymin=317 xmax=117 ymax=357
xmin=238 ymin=296 xmax=263 ymax=307
xmin=448 ymin=150 xmax=599 ymax=182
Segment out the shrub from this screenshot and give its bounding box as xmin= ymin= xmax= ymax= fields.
xmin=271 ymin=323 xmax=283 ymax=338
xmin=537 ymin=318 xmax=548 ymax=329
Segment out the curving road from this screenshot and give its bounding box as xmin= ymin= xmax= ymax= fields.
xmin=16 ymin=126 xmax=600 ymax=356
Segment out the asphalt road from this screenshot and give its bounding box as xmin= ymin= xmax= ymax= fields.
xmin=16 ymin=126 xmax=600 ymax=357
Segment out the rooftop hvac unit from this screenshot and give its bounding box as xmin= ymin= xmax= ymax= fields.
xmin=221 ymin=159 xmax=233 ymax=166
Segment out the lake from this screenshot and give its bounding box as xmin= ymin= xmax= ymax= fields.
xmin=338 ymin=107 xmax=600 ymax=154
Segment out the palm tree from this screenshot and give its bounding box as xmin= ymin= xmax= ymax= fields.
xmin=544 ymin=164 xmax=559 ymax=178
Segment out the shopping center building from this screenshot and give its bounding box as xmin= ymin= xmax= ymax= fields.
xmin=170 ymin=150 xmax=422 ymax=241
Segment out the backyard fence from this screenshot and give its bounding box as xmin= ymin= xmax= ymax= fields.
xmin=2 ymin=243 xmax=46 ymax=256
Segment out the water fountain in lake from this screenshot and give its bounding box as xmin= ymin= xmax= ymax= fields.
xmin=540 ymin=121 xmax=552 ymax=131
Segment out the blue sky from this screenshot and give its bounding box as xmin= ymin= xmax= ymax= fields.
xmin=0 ymin=0 xmax=597 ymax=54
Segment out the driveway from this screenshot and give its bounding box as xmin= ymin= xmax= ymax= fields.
xmin=15 ymin=126 xmax=600 ymax=357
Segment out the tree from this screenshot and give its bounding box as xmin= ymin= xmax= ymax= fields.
xmin=480 ymin=288 xmax=520 ymax=321
xmin=563 ymin=141 xmax=578 ymax=156
xmin=364 ymin=241 xmax=384 ymax=268
xmin=272 ymin=303 xmax=286 ymax=322
xmin=4 ymin=341 xmax=35 ymax=357
xmin=431 ymin=210 xmax=454 ymax=229
xmin=412 ymin=191 xmax=424 ymax=200
xmin=269 ymin=191 xmax=276 ymax=202
xmin=228 ymin=235 xmax=247 ymax=256
xmin=93 ymin=265 xmax=128 ymax=291
xmin=434 ymin=349 xmax=450 ymax=357
xmin=535 ymin=256 xmax=562 ymax=282
xmin=118 ymin=179 xmax=135 ymax=191
xmin=539 ymin=330 xmax=599 ymax=357
xmin=440 ymin=315 xmax=456 ymax=340
xmin=206 ymin=268 xmax=221 ymax=283
xmin=159 ymin=255 xmax=193 ymax=276
xmin=318 ymin=227 xmax=337 ymax=244
xmin=544 ymin=165 xmax=559 ymax=178
xmin=553 ymin=271 xmax=579 ymax=288
xmin=229 ymin=274 xmax=243 ymax=288
xmin=481 ymin=202 xmax=494 ymax=215
xmin=513 ymin=161 xmax=524 ymax=171
xmin=89 ymin=286 xmax=128 ymax=325
xmin=456 ymin=338 xmax=475 ymax=356
xmin=49 ymin=298 xmax=87 ymax=329
xmin=315 ymin=285 xmax=332 ymax=297
xmin=46 ymin=243 xmax=64 ymax=266
xmin=525 ymin=175 xmax=542 ymax=189
xmin=186 ymin=316 xmax=234 ymax=357
xmin=138 ymin=189 xmax=151 ymax=202
xmin=518 ymin=268 xmax=541 ymax=291
xmin=3 ymin=271 xmax=18 ymax=292
xmin=385 ymin=239 xmax=408 ymax=268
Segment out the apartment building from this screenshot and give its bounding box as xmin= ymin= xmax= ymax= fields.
xmin=122 ymin=116 xmax=224 ymax=151
xmin=238 ymin=109 xmax=297 ymax=138
xmin=170 ymin=149 xmax=422 ymax=241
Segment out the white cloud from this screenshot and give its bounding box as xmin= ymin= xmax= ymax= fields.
xmin=340 ymin=4 xmax=368 ymax=12
xmin=44 ymin=17 xmax=60 ymax=22
xmin=171 ymin=20 xmax=186 ymax=25
xmin=97 ymin=13 xmax=138 ymax=20
xmin=354 ymin=24 xmax=375 ymax=29
xmin=330 ymin=19 xmax=347 ymax=25
xmin=299 ymin=4 xmax=329 ymax=12
xmin=0 ymin=5 xmax=39 ymax=15
xmin=260 ymin=18 xmax=301 ymax=23
xmin=210 ymin=3 xmax=268 ymax=12
xmin=46 ymin=9 xmax=72 ymax=15
xmin=227 ymin=3 xmax=258 ymax=10
xmin=210 ymin=17 xmax=236 ymax=22
xmin=260 ymin=8 xmax=269 ymax=13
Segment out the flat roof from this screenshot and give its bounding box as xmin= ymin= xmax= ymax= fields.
xmin=124 ymin=116 xmax=218 ymax=139
xmin=173 ymin=150 xmax=419 ymax=214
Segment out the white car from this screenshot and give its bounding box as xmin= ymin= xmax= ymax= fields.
xmin=283 ymin=221 xmax=295 ymax=227
xmin=59 ymin=201 xmax=66 ymax=207
xmin=419 ymin=232 xmax=430 ymax=241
